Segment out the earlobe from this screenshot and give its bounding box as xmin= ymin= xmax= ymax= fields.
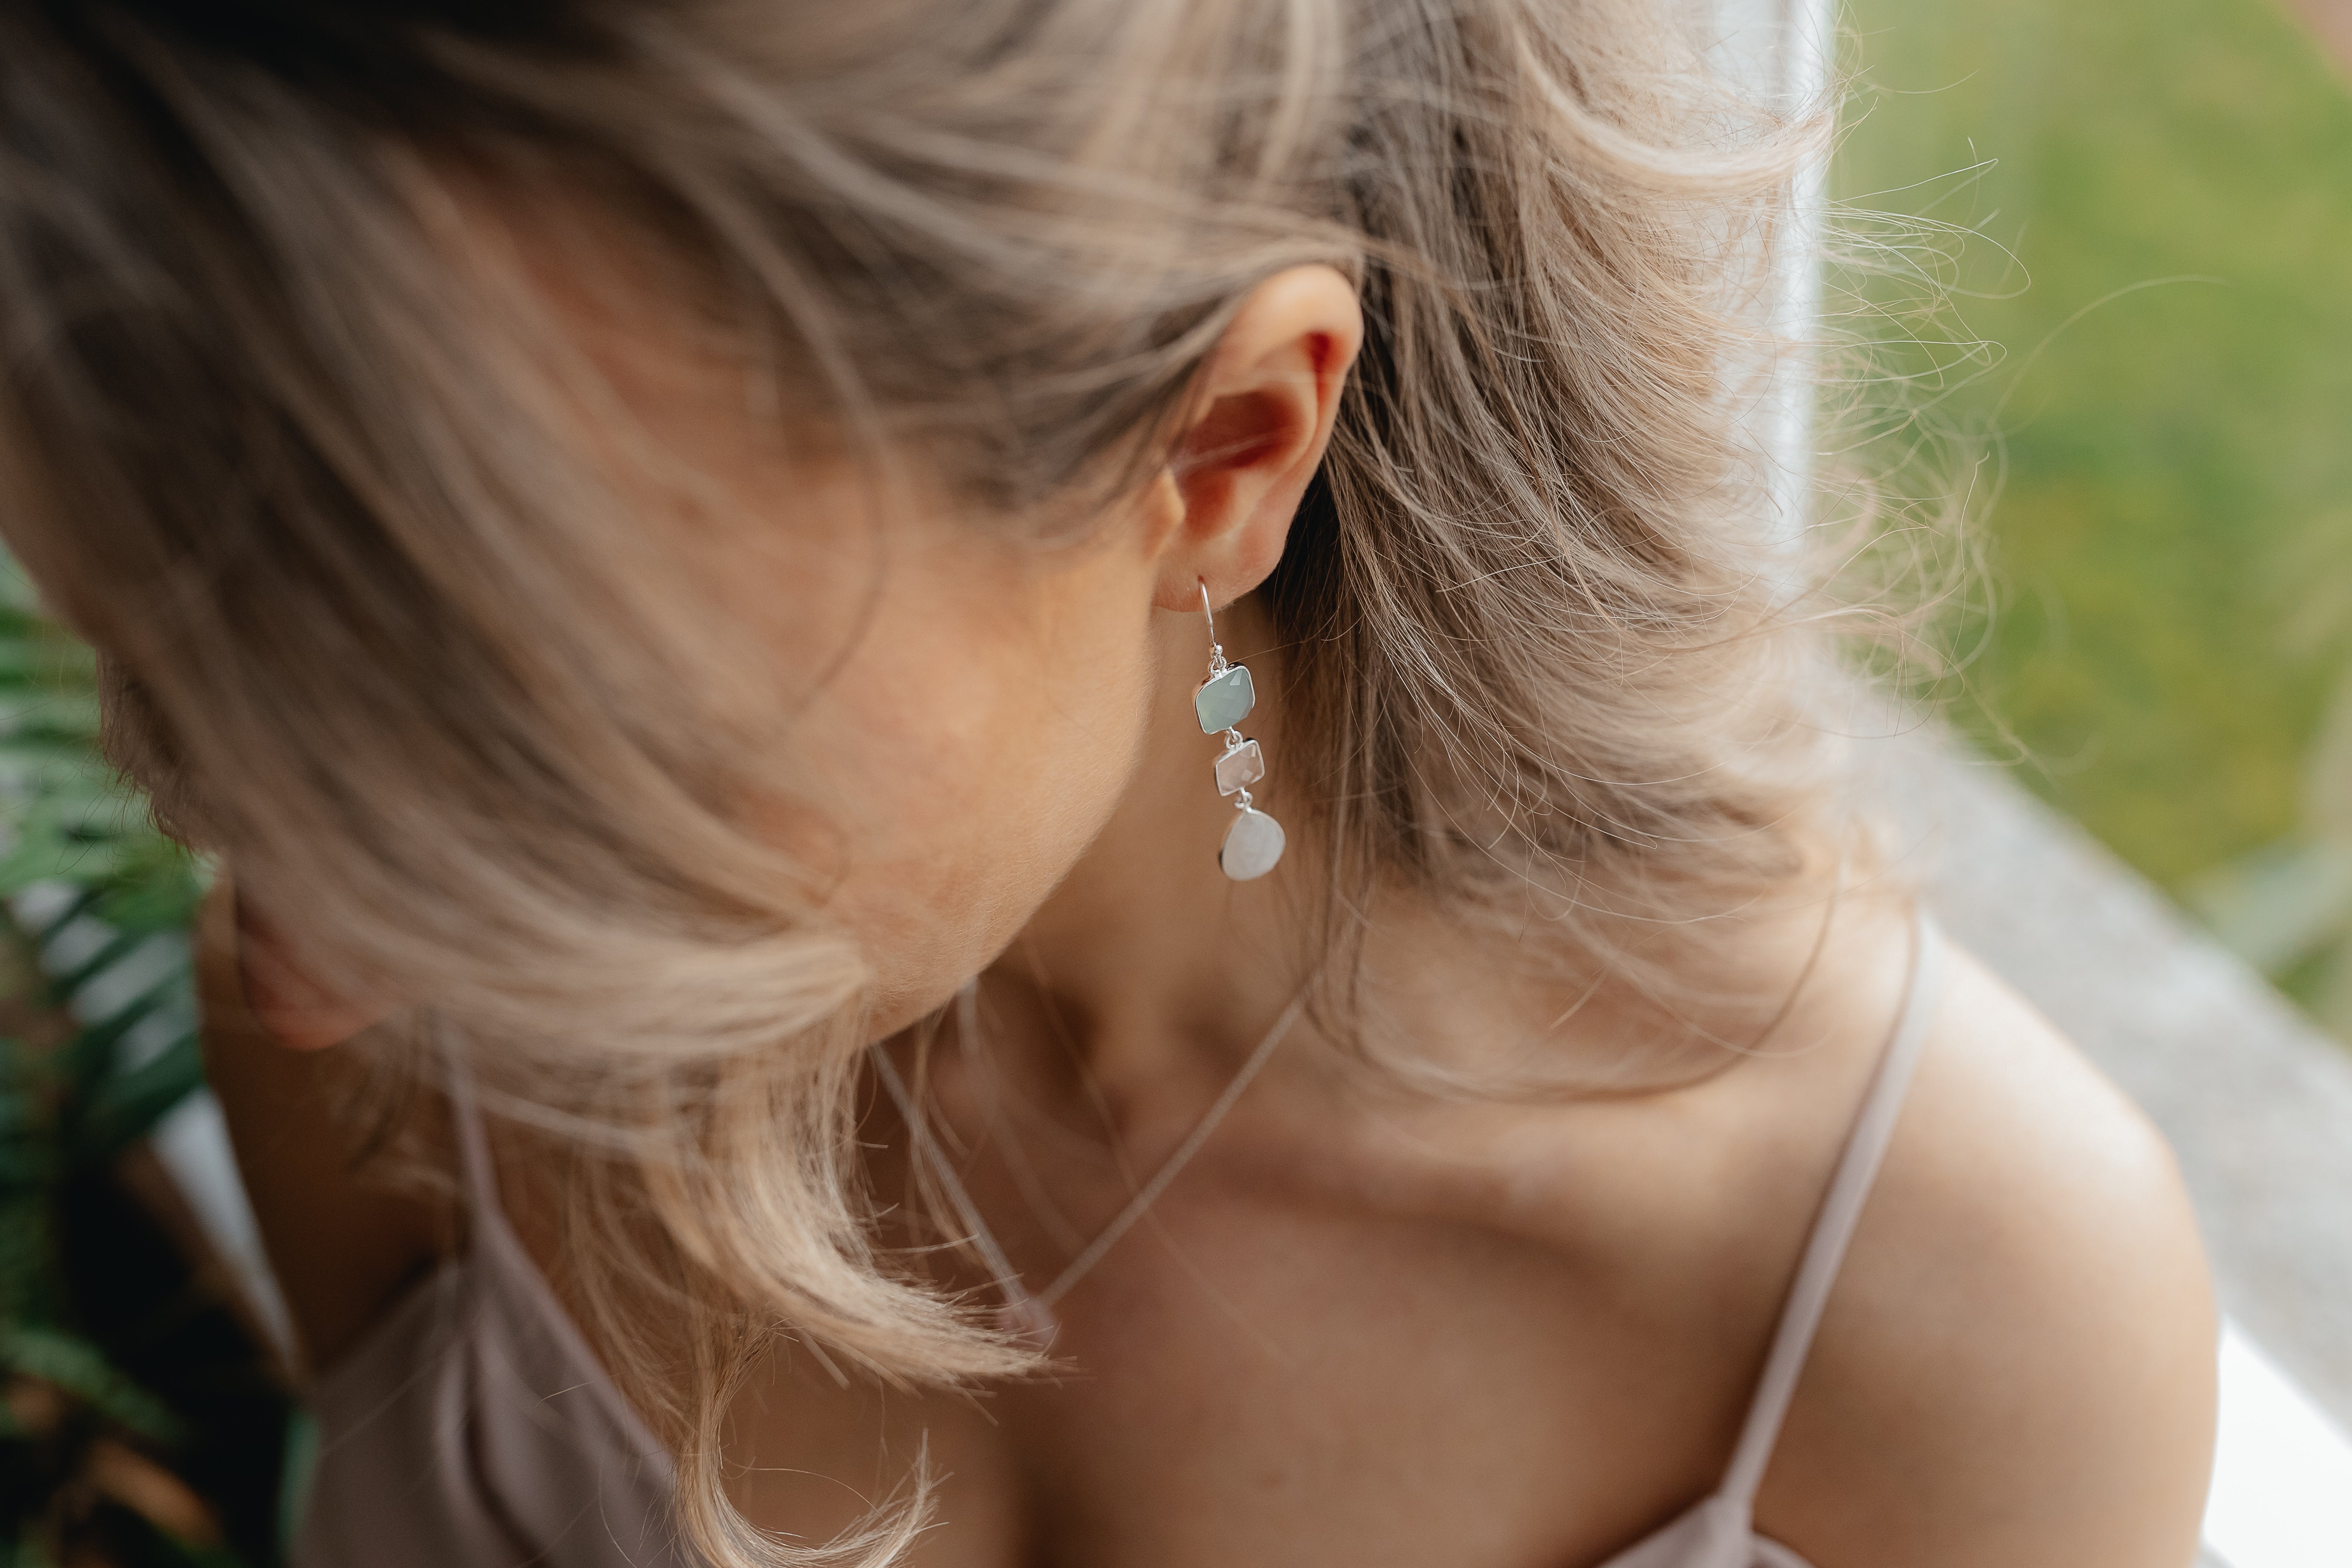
xmin=207 ymin=883 xmax=389 ymax=1052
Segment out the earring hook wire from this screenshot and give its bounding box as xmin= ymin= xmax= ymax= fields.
xmin=1199 ymin=579 xmax=1230 ymax=675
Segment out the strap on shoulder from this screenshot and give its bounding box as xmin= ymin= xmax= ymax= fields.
xmin=443 ymin=1052 xmax=532 ymax=1268
xmin=445 ymin=1053 xmax=498 ymax=1208
xmin=439 ymin=1051 xmax=678 ymax=1467
xmin=1717 ymin=906 xmax=1946 ymax=1505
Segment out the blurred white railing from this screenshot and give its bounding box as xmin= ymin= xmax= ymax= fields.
xmin=2207 ymin=1322 xmax=2352 ymax=1568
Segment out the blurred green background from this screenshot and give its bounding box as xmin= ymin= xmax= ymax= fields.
xmin=0 ymin=581 xmax=295 ymax=1567
xmin=1835 ymin=0 xmax=2352 ymax=1036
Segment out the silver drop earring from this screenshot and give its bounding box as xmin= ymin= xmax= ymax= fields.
xmin=1195 ymin=582 xmax=1285 ymax=881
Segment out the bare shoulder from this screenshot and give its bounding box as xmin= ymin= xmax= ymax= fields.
xmin=1762 ymin=930 xmax=2218 ymax=1568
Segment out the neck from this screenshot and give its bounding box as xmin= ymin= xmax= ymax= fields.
xmin=983 ymin=598 xmax=1849 ymax=1112
xmin=990 ymin=593 xmax=1320 ymax=1095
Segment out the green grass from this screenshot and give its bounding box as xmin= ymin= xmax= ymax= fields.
xmin=1834 ymin=0 xmax=2352 ymax=1021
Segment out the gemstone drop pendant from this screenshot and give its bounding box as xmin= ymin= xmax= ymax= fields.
xmin=1220 ymin=805 xmax=1286 ymax=882
xmin=1195 ymin=584 xmax=1283 ymax=882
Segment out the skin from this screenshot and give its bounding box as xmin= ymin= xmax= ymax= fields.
xmin=194 ymin=242 xmax=2218 ymax=1566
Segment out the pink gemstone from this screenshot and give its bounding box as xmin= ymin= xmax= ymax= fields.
xmin=1214 ymin=739 xmax=1265 ymax=796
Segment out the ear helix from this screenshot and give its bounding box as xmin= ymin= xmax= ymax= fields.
xmin=1196 ymin=581 xmax=1284 ymax=881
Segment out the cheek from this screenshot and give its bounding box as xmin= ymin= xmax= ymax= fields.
xmin=782 ymin=553 xmax=1157 ymax=1032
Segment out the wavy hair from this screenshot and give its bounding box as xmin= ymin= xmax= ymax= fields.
xmin=0 ymin=0 xmax=1842 ymax=1561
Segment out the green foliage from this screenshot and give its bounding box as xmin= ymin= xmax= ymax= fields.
xmin=0 ymin=568 xmax=289 ymax=1566
xmin=1834 ymin=0 xmax=2352 ymax=1027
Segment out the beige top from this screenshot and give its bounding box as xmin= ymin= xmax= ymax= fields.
xmin=295 ymin=1078 xmax=682 ymax=1568
xmin=294 ymin=912 xmax=1944 ymax=1568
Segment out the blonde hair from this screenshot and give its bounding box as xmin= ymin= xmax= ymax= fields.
xmin=0 ymin=0 xmax=1842 ymax=1560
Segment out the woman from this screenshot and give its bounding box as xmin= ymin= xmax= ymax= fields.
xmin=0 ymin=1 xmax=2214 ymax=1564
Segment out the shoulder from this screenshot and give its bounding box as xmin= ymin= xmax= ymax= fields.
xmin=1761 ymin=929 xmax=2218 ymax=1568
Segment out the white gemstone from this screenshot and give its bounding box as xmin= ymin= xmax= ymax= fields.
xmin=1214 ymin=738 xmax=1266 ymax=796
xmin=1219 ymin=807 xmax=1285 ymax=882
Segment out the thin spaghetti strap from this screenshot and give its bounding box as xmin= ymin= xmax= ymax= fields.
xmin=1717 ymin=906 xmax=1946 ymax=1506
xmin=443 ymin=1052 xmax=527 ymax=1263
xmin=445 ymin=1053 xmax=497 ymax=1203
xmin=438 ymin=1050 xmax=677 ymax=1470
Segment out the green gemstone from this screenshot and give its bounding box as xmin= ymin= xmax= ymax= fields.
xmin=1195 ymin=665 xmax=1256 ymax=734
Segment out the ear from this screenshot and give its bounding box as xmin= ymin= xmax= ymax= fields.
xmin=199 ymin=879 xmax=392 ymax=1052
xmin=1149 ymin=265 xmax=1362 ymax=613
